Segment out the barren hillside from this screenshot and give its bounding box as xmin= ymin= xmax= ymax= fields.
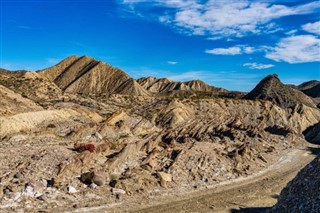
xmin=39 ymin=56 xmax=149 ymax=96
xmin=0 ymin=57 xmax=319 ymax=212
xmin=245 ymin=74 xmax=316 ymax=108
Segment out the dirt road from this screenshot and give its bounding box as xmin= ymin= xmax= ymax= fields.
xmin=74 ymin=145 xmax=318 ymax=213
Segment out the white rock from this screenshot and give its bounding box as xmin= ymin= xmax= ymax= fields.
xmin=12 ymin=192 xmax=21 ymax=201
xmin=111 ymin=188 xmax=126 ymax=196
xmin=23 ymin=186 xmax=35 ymax=197
xmin=9 ymin=135 xmax=27 ymax=142
xmin=89 ymin=183 xmax=98 ymax=189
xmin=95 ymin=132 xmax=103 ymax=140
xmin=68 ymin=186 xmax=77 ymax=194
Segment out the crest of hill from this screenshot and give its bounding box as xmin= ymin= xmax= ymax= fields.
xmin=0 ymin=70 xmax=63 ymax=102
xmin=137 ymin=77 xmax=226 ymax=94
xmin=38 ymin=56 xmax=150 ymax=96
xmin=244 ymin=74 xmax=315 ymax=108
xmin=0 ymin=84 xmax=43 ymax=116
xmin=298 ymin=80 xmax=320 ymax=98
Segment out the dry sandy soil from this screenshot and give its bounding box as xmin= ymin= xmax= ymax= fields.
xmin=1 ymin=57 xmax=319 ymax=213
xmin=70 ymin=144 xmax=319 ymax=213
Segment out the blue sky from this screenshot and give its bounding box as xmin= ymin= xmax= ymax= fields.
xmin=1 ymin=0 xmax=319 ymax=91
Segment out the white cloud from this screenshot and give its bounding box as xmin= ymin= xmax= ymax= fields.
xmin=205 ymin=45 xmax=257 ymax=55
xmin=123 ymin=0 xmax=200 ymax=9
xmin=243 ymin=62 xmax=275 ymax=69
xmin=167 ymin=61 xmax=177 ymax=65
xmin=243 ymin=46 xmax=255 ymax=54
xmin=122 ymin=0 xmax=320 ymax=37
xmin=265 ymin=35 xmax=320 ymax=63
xmin=174 ymin=1 xmax=319 ymax=37
xmin=302 ymin=21 xmax=320 ymax=35
xmin=205 ymin=47 xmax=242 ymax=55
xmin=285 ymin=29 xmax=298 ymax=35
xmin=207 ymin=36 xmax=223 ymax=41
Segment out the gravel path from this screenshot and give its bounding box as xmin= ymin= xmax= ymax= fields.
xmin=73 ymin=145 xmax=319 ymax=213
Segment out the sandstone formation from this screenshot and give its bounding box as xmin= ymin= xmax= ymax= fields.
xmin=245 ymin=74 xmax=315 ymax=108
xmin=0 ymin=84 xmax=43 ymax=116
xmin=0 ymin=56 xmax=319 ymax=212
xmin=38 ymin=56 xmax=150 ymax=96
xmin=137 ymin=76 xmax=227 ymax=96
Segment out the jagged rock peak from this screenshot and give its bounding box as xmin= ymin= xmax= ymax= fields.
xmin=245 ymin=74 xmax=315 ymax=108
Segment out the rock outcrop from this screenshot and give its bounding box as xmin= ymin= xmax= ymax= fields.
xmin=245 ymin=74 xmax=315 ymax=108
xmin=0 ymin=70 xmax=63 ymax=102
xmin=270 ymin=155 xmax=320 ymax=212
xmin=298 ymin=80 xmax=320 ymax=98
xmin=137 ymin=77 xmax=226 ymax=95
xmin=0 ymin=56 xmax=319 ymax=212
xmin=0 ymin=84 xmax=43 ymax=116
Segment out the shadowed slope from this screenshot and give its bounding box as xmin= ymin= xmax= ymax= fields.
xmin=298 ymin=80 xmax=320 ymax=98
xmin=270 ymin=155 xmax=320 ymax=212
xmin=245 ymin=74 xmax=315 ymax=108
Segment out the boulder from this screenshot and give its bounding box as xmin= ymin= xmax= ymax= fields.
xmin=92 ymin=172 xmax=105 ymax=186
xmin=111 ymin=188 xmax=126 ymax=196
xmin=68 ymin=186 xmax=77 ymax=194
xmin=80 ymin=171 xmax=105 ymax=186
xmin=157 ymin=172 xmax=172 ymax=188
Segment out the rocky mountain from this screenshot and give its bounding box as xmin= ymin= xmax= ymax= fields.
xmin=244 ymin=74 xmax=315 ymax=108
xmin=270 ymin=155 xmax=320 ymax=212
xmin=137 ymin=77 xmax=226 ymax=95
xmin=0 ymin=70 xmax=63 ymax=103
xmin=298 ymin=80 xmax=320 ymax=98
xmin=0 ymin=56 xmax=319 ymax=212
xmin=38 ymin=56 xmax=150 ymax=96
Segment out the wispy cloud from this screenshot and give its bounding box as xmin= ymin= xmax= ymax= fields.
xmin=167 ymin=61 xmax=177 ymax=65
xmin=243 ymin=62 xmax=274 ymax=70
xmin=205 ymin=45 xmax=258 ymax=55
xmin=122 ymin=0 xmax=320 ymax=38
xmin=205 ymin=47 xmax=242 ymax=55
xmin=302 ymin=21 xmax=320 ymax=35
xmin=265 ymin=35 xmax=320 ymax=64
xmin=285 ymin=29 xmax=298 ymax=35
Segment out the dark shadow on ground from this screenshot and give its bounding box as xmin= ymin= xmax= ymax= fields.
xmin=306 ymin=146 xmax=320 ymax=156
xmin=303 ymin=122 xmax=320 ymax=145
xmin=230 ymin=207 xmax=271 ymax=213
